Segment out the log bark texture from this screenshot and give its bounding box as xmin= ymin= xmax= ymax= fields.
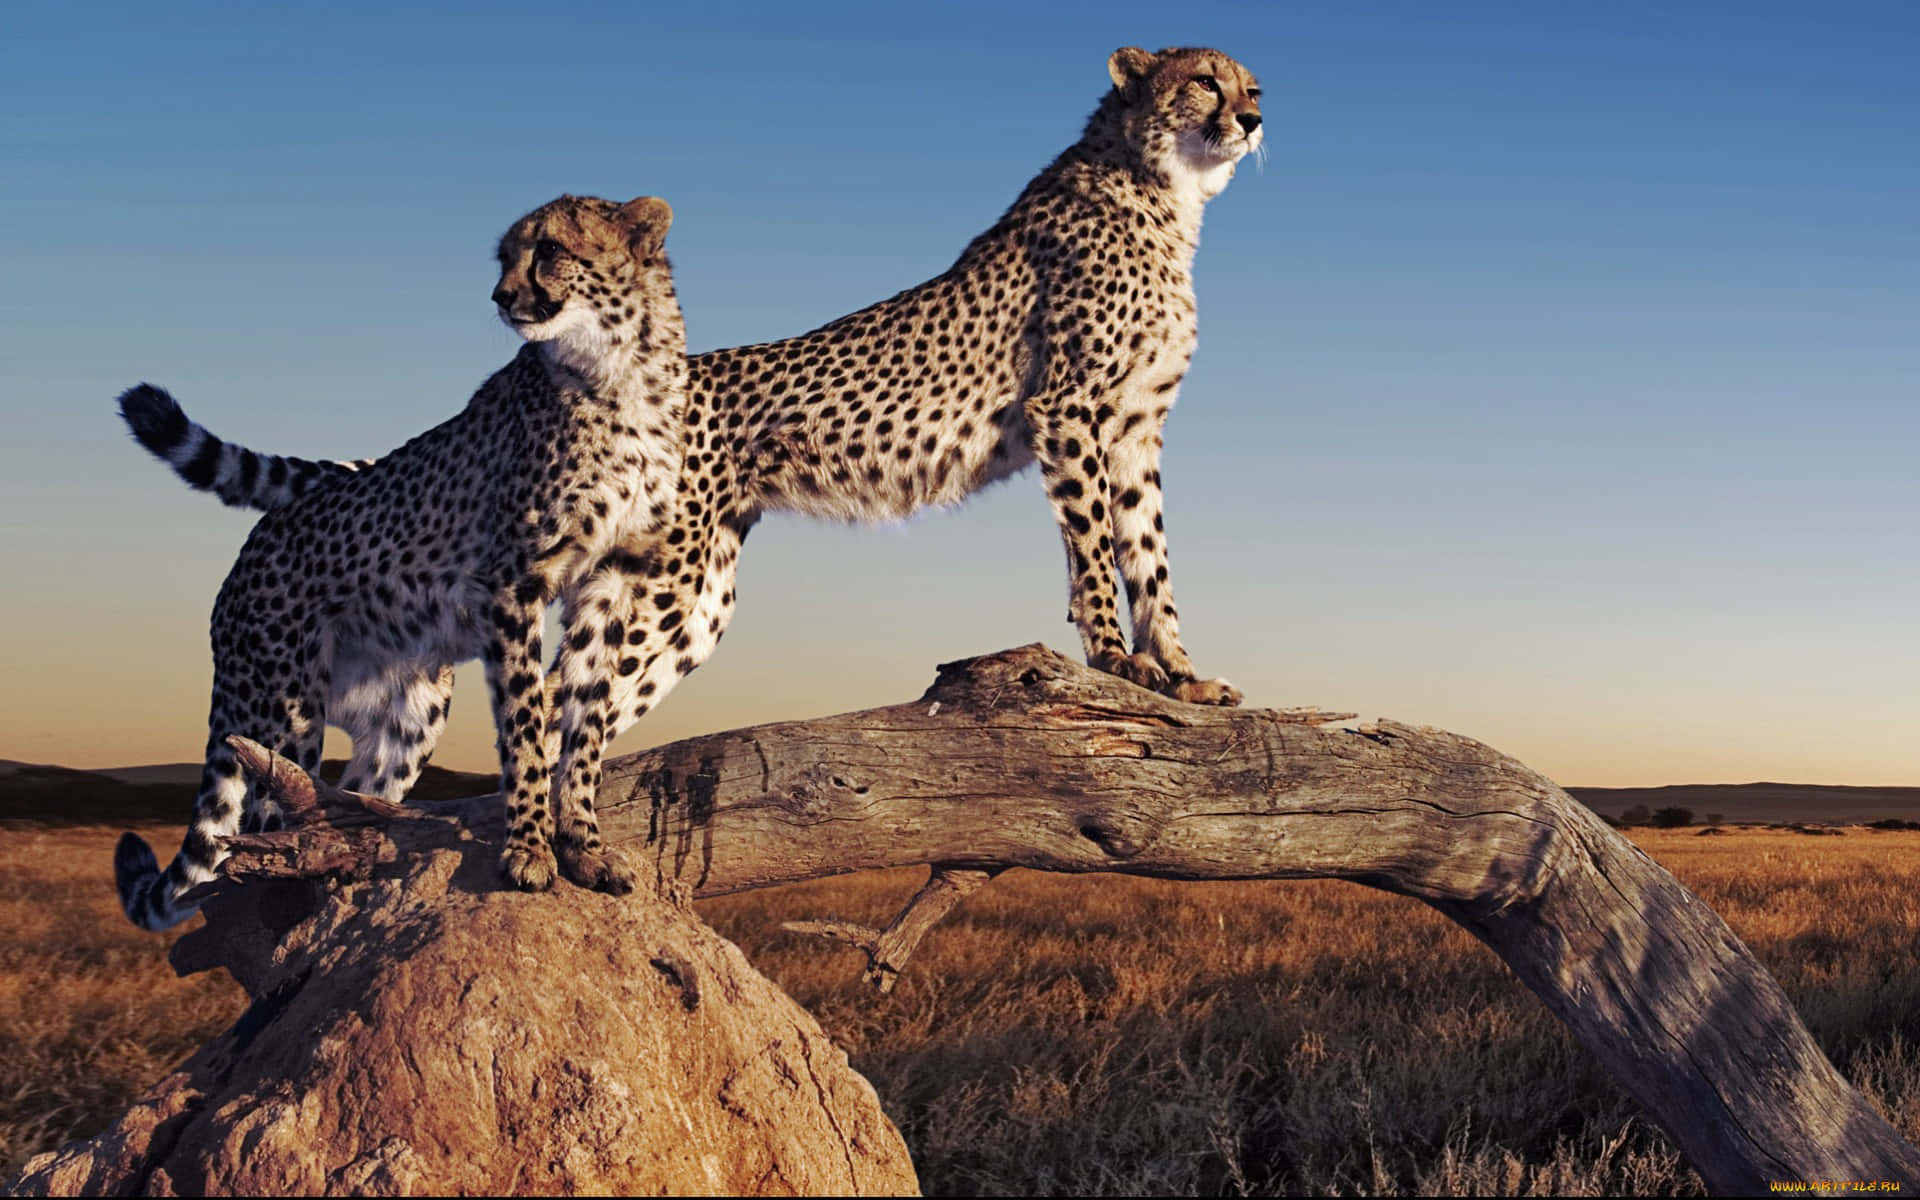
xmin=10 ymin=644 xmax=1916 ymax=1196
xmin=577 ymin=643 xmax=1920 ymax=1193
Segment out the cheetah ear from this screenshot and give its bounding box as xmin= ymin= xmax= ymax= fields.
xmin=1108 ymin=47 xmax=1156 ymax=91
xmin=618 ymin=196 xmax=673 ymax=257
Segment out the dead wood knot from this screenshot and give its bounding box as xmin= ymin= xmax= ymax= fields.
xmin=1077 ymin=819 xmax=1147 ymax=859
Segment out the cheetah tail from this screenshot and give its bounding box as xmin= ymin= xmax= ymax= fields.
xmin=112 ymin=830 xmax=199 ymax=931
xmin=116 ymin=383 xmax=371 ymax=512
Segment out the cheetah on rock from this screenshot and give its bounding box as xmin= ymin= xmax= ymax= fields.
xmin=124 ymin=46 xmax=1263 ymax=791
xmin=113 ymin=194 xmax=686 ymax=928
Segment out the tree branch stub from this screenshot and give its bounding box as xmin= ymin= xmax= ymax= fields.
xmin=783 ymin=865 xmax=1001 ymax=992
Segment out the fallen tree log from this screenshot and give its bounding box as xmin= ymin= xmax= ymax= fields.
xmin=10 ymin=644 xmax=1917 ymax=1195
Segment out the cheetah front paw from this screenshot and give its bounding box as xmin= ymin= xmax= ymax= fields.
xmin=500 ymin=843 xmax=558 ymax=892
xmin=1168 ymin=676 xmax=1243 ymax=707
xmin=1089 ymin=649 xmax=1170 ymax=693
xmin=558 ymin=842 xmax=638 ymax=895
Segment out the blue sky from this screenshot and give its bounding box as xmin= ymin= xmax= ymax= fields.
xmin=2 ymin=1 xmax=1916 ymax=786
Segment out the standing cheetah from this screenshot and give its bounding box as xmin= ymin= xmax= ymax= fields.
xmin=125 ymin=46 xmax=1261 ymax=793
xmin=113 ymin=194 xmax=686 ymax=929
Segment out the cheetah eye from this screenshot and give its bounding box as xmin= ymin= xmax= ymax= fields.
xmin=534 ymin=238 xmax=565 ymax=263
xmin=1247 ymin=87 xmax=1262 ymax=101
xmin=1191 ymin=74 xmax=1219 ymax=93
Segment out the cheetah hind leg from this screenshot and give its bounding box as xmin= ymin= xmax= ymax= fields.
xmin=331 ymin=662 xmax=457 ymax=800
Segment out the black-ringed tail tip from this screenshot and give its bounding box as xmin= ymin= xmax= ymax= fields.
xmin=115 ymin=381 xmax=369 ymax=509
xmin=116 ymin=383 xmax=191 ymax=455
xmin=112 ymin=831 xmax=176 ymax=931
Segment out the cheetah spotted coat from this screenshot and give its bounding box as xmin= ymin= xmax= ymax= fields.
xmin=124 ymin=47 xmax=1264 ymax=826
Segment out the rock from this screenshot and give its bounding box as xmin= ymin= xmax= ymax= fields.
xmin=6 ymin=815 xmax=917 ymax=1197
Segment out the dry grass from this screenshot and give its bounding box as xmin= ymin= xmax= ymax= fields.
xmin=6 ymin=824 xmax=1919 ymax=1194
xmin=0 ymin=827 xmax=247 ymax=1176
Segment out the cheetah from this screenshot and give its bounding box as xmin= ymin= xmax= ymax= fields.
xmin=113 ymin=194 xmax=686 ymax=929
xmin=124 ymin=46 xmax=1262 ymax=793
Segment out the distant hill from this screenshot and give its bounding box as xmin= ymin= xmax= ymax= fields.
xmin=0 ymin=759 xmax=497 ymax=827
xmin=1567 ymin=782 xmax=1920 ymax=825
xmin=91 ymin=762 xmax=204 ymax=786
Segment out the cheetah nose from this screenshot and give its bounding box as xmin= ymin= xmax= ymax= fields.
xmin=491 ymin=286 xmax=516 ymax=310
xmin=1236 ymin=112 xmax=1262 ymax=134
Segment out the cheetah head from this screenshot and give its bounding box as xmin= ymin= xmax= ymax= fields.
xmin=491 ymin=194 xmax=674 ymax=348
xmin=1108 ymin=46 xmax=1263 ymax=200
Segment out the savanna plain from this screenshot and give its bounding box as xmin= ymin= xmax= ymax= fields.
xmin=4 ymin=820 xmax=1918 ymax=1196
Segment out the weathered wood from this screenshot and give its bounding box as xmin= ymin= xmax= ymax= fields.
xmin=189 ymin=644 xmax=1920 ymax=1194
